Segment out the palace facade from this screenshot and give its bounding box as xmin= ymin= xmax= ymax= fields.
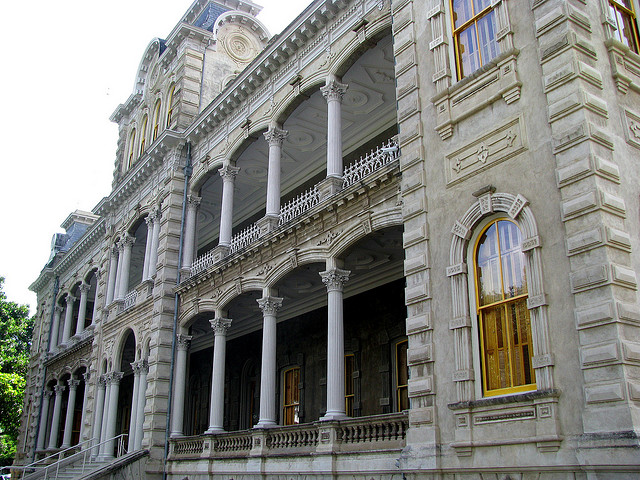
xmin=15 ymin=0 xmax=640 ymax=479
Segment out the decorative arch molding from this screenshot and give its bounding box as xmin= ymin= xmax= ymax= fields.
xmin=133 ymin=38 xmax=163 ymax=96
xmin=447 ymin=190 xmax=554 ymax=403
xmin=332 ymin=19 xmax=393 ymax=79
xmin=113 ymin=327 xmax=138 ymax=369
xmin=212 ymin=11 xmax=270 ymax=46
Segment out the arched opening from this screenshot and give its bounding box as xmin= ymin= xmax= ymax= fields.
xmin=116 ymin=330 xmax=136 ymax=451
xmin=71 ymin=366 xmax=87 ymax=446
xmin=127 ymin=219 xmax=148 ymax=292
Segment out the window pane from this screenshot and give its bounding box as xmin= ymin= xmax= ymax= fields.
xmin=476 ymin=223 xmax=502 ymax=305
xmin=508 ymin=298 xmax=534 ymax=387
xmin=458 ymin=25 xmax=481 ymax=78
xmin=481 ymin=304 xmax=511 ymax=391
xmin=474 ymin=0 xmax=492 ymax=13
xmin=453 ymin=0 xmax=474 ymax=28
xmin=477 ymin=10 xmax=499 ymax=66
xmin=618 ymin=9 xmax=640 ymax=52
xmin=498 ymin=221 xmax=527 ymax=298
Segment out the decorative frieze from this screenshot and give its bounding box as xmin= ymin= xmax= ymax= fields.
xmin=445 ymin=116 xmax=527 ymax=186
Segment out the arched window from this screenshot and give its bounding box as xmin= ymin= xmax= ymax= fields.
xmin=128 ymin=129 xmax=137 ymax=168
xmin=474 ymin=219 xmax=535 ymax=396
xmin=152 ymin=100 xmax=162 ymax=141
xmin=166 ymin=84 xmax=176 ymax=128
xmin=139 ymin=115 xmax=148 ymax=157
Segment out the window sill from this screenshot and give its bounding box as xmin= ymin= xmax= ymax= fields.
xmin=605 ymin=39 xmax=640 ymax=95
xmin=447 ymin=387 xmax=559 ymax=410
xmin=431 ymin=48 xmax=521 ymax=140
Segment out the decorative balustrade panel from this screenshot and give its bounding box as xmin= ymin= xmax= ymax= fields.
xmin=122 ymin=289 xmax=138 ymax=311
xmin=190 ymin=249 xmax=217 ymax=276
xmin=230 ymin=223 xmax=260 ymax=254
xmin=279 ymin=186 xmax=320 ymax=226
xmin=337 ymin=413 xmax=407 ymax=445
xmin=342 ymin=136 xmax=400 ymax=189
xmin=171 ymin=437 xmax=205 ymax=457
xmin=266 ymin=424 xmax=320 ymax=451
xmin=212 ymin=432 xmax=252 ymax=453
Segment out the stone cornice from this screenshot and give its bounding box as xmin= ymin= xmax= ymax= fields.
xmin=55 ymin=218 xmax=106 ymax=274
xmin=110 ymin=93 xmax=143 ymax=124
xmin=184 ymin=0 xmax=351 ymax=143
xmin=29 ymin=267 xmax=54 ymax=293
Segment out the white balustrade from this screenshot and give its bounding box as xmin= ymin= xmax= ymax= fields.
xmin=230 ymin=223 xmax=260 ymax=254
xmin=122 ymin=289 xmax=138 ymax=311
xmin=342 ymin=136 xmax=400 ymax=189
xmin=190 ymin=249 xmax=217 ymax=277
xmin=278 ymin=186 xmax=320 ymax=226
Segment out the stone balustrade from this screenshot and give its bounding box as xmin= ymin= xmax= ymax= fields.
xmin=168 ymin=412 xmax=408 ymax=460
xmin=230 ymin=223 xmax=260 ymax=254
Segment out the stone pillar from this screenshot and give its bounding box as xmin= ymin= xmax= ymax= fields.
xmin=128 ymin=362 xmax=141 ymax=452
xmin=92 ymin=375 xmax=106 ymax=457
xmin=206 ymin=318 xmax=232 ymax=433
xmin=148 ymin=211 xmax=161 ymax=279
xmin=181 ymin=196 xmax=201 ymax=272
xmin=256 ymin=296 xmax=283 ymax=427
xmin=320 ymin=78 xmax=348 ymax=196
xmin=319 ymin=267 xmax=350 ymax=420
xmin=142 ymin=216 xmax=154 ymax=281
xmin=218 ymin=166 xmax=240 ymax=248
xmin=36 ymin=390 xmax=53 ymax=451
xmin=171 ymin=335 xmax=192 ymax=437
xmin=101 ymin=372 xmax=123 ymax=459
xmin=133 ymin=360 xmax=148 ymax=451
xmin=118 ymin=235 xmax=135 ymax=300
xmin=75 ymin=284 xmax=90 ymax=336
xmin=61 ymin=295 xmax=76 ymax=344
xmin=264 ymin=126 xmax=288 ymax=220
xmin=98 ymin=375 xmax=112 ymax=454
xmin=79 ymin=371 xmax=90 ymax=442
xmin=106 ymin=247 xmax=119 ymax=305
xmin=61 ymin=379 xmax=80 ymax=448
xmin=49 ymin=306 xmax=63 ymax=351
xmin=47 ymin=384 xmax=66 ymax=450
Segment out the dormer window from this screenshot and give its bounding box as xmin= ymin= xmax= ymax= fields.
xmin=166 ymin=85 xmax=176 ymax=128
xmin=139 ymin=116 xmax=148 ymax=157
xmin=152 ymin=100 xmax=162 ymax=141
xmin=128 ymin=129 xmax=137 ymax=169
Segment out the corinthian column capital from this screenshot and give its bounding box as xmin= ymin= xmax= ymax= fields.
xmin=257 ymin=296 xmax=284 ymax=316
xmin=176 ymin=334 xmax=193 ymax=351
xmin=320 ymin=268 xmax=351 ymax=292
xmin=218 ymin=165 xmax=240 ymax=180
xmin=210 ymin=318 xmax=232 ymax=335
xmin=187 ymin=195 xmax=202 ymax=211
xmin=264 ymin=126 xmax=288 ymax=147
xmin=321 ymin=79 xmax=348 ymax=103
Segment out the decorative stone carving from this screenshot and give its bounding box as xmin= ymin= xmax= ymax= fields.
xmin=321 ymin=80 xmax=348 ymax=103
xmin=257 ymin=296 xmax=283 ymax=316
xmin=210 ymin=318 xmax=232 ymax=335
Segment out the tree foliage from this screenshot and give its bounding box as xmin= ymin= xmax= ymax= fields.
xmin=0 ymin=277 xmax=33 ymax=466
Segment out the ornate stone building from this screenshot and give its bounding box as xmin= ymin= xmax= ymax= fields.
xmin=15 ymin=0 xmax=640 ymax=478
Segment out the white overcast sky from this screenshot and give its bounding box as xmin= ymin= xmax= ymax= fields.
xmin=0 ymin=0 xmax=303 ymax=312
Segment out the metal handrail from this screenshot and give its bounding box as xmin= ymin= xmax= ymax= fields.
xmin=15 ymin=434 xmax=127 ymax=480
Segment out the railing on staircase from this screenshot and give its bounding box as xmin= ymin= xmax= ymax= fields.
xmin=14 ymin=434 xmax=128 ymax=480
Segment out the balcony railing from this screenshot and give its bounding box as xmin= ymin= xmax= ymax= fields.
xmin=169 ymin=412 xmax=408 ymax=460
xmin=122 ymin=289 xmax=138 ymax=311
xmin=189 ymin=137 xmax=400 ymax=278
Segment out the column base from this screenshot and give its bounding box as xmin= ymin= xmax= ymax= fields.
xmin=257 ymin=215 xmax=280 ymax=237
xmin=254 ymin=420 xmax=277 ymax=428
xmin=205 ymin=426 xmax=225 ymax=434
xmin=212 ymin=245 xmax=230 ymax=263
xmin=320 ymin=411 xmax=348 ymax=421
xmin=318 ymin=176 xmax=343 ymax=200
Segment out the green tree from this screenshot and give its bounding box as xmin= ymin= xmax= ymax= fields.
xmin=0 ymin=277 xmax=33 ymax=467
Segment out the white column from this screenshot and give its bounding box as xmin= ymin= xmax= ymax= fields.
xmin=182 ymin=196 xmax=201 ymax=271
xmin=320 ymin=267 xmax=350 ymax=420
xmin=141 ymin=216 xmax=154 ymax=281
xmin=92 ymin=375 xmax=107 ymax=457
xmin=171 ymin=335 xmax=192 ymax=437
xmin=47 ymin=384 xmax=65 ymax=449
xmin=218 ymin=166 xmax=240 ymax=248
xmin=127 ymin=362 xmax=141 ymax=453
xmin=264 ymin=127 xmax=288 ymax=218
xmin=99 ymin=375 xmax=112 ymax=450
xmin=321 ymin=78 xmax=348 ymax=179
xmin=61 ymin=295 xmax=76 ymax=344
xmin=36 ymin=390 xmax=53 ymax=451
xmin=75 ymin=284 xmax=90 ymax=336
xmin=106 ymin=247 xmax=118 ymax=305
xmin=101 ymin=372 xmax=123 ymax=459
xmin=49 ymin=306 xmax=63 ymax=351
xmin=117 ymin=235 xmax=135 ymax=300
xmin=79 ymin=371 xmax=90 ymax=442
xmin=133 ymin=360 xmax=148 ymax=451
xmin=256 ymin=296 xmax=283 ymax=427
xmin=61 ymin=379 xmax=80 ymax=448
xmin=148 ymin=211 xmax=161 ymax=279
xmin=206 ymin=318 xmax=232 ymax=433
xmin=114 ymin=242 xmax=124 ymax=301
